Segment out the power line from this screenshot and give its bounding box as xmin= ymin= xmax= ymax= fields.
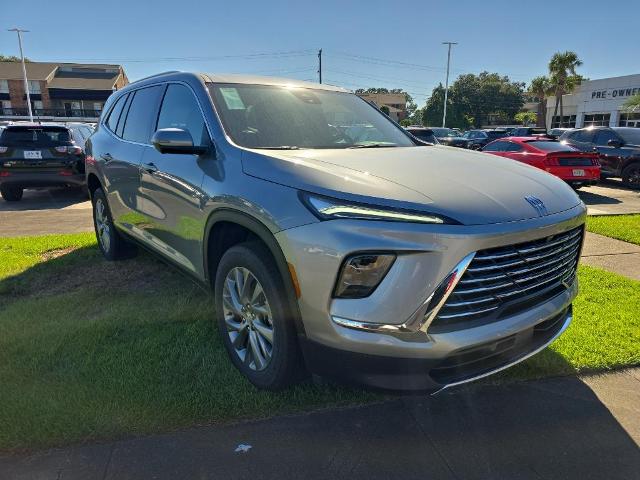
xmin=65 ymin=49 xmax=317 ymax=64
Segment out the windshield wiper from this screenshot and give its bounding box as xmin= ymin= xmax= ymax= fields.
xmin=347 ymin=143 xmax=398 ymax=149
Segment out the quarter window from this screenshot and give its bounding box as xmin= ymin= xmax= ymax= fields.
xmin=106 ymin=94 xmax=128 ymax=133
xmin=156 ymin=84 xmax=210 ymax=147
xmin=121 ymin=86 xmax=163 ymax=144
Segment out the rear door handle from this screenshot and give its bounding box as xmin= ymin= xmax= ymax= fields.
xmin=142 ymin=162 xmax=158 ymax=173
xmin=101 ymin=153 xmax=113 ymax=162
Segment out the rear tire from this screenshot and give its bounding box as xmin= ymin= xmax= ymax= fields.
xmin=621 ymin=162 xmax=640 ymax=189
xmin=214 ymin=241 xmax=305 ymax=390
xmin=0 ymin=185 xmax=24 ymax=202
xmin=92 ymin=188 xmax=136 ymax=261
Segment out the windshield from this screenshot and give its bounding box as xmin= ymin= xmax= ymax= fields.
xmin=526 ymin=141 xmax=578 ymax=152
xmin=0 ymin=126 xmax=72 ymax=147
xmin=617 ymin=128 xmax=640 ymax=145
xmin=431 ymin=128 xmax=460 ymax=138
xmin=208 ymin=83 xmax=415 ymax=149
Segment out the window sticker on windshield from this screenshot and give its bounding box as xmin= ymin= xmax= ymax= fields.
xmin=220 ymin=88 xmax=245 ymax=110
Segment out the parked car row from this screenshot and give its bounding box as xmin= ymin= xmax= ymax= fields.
xmin=0 ymin=121 xmax=95 ymax=201
xmin=404 ymin=124 xmax=640 ymax=188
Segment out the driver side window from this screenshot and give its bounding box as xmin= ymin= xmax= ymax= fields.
xmin=594 ymin=130 xmax=620 ymax=147
xmin=157 ymin=84 xmax=210 ymax=148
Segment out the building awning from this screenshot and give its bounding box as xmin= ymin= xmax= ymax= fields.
xmin=48 ymin=89 xmax=113 ymax=101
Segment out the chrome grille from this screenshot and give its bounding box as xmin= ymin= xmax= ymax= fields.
xmin=429 ymin=226 xmax=583 ymax=332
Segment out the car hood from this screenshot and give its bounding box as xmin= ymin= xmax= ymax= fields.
xmin=241 ymin=145 xmax=582 ymax=225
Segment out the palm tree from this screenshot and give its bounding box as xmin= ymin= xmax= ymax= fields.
xmin=548 ymin=51 xmax=583 ymax=127
xmin=623 ymin=93 xmax=640 ymax=113
xmin=529 ymin=76 xmax=550 ymax=128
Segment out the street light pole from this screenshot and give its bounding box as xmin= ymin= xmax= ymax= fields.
xmin=317 ymin=48 xmax=322 ymax=84
xmin=8 ymin=28 xmax=33 ymax=122
xmin=442 ymin=41 xmax=457 ymax=128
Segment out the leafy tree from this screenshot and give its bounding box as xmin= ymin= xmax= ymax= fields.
xmin=515 ymin=111 xmax=537 ymax=125
xmin=422 ymin=83 xmax=470 ymax=129
xmin=0 ymin=54 xmax=31 ymax=62
xmin=548 ymin=51 xmax=583 ymax=126
xmin=450 ymin=72 xmax=525 ymax=128
xmin=379 ymin=105 xmax=390 ymax=115
xmin=399 ymin=119 xmax=412 ymax=127
xmin=528 ymin=76 xmax=551 ymax=127
xmin=623 ymin=94 xmax=640 ymax=112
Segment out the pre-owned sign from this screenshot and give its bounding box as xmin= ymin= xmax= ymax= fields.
xmin=590 ymin=87 xmax=639 ymax=99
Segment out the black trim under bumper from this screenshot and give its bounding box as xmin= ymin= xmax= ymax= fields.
xmin=0 ymin=172 xmax=85 ymax=188
xmin=300 ymin=306 xmax=572 ymax=392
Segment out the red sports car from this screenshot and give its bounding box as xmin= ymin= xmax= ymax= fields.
xmin=482 ymin=136 xmax=600 ymax=189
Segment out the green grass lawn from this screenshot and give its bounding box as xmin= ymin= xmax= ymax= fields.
xmin=1 ymin=233 xmax=639 ymax=451
xmin=586 ymin=214 xmax=640 ymax=245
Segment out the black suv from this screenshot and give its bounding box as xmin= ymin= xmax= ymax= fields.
xmin=461 ymin=129 xmax=509 ymax=150
xmin=0 ymin=123 xmax=91 ymax=201
xmin=404 ymin=127 xmax=438 ymax=145
xmin=559 ymin=127 xmax=640 ymax=188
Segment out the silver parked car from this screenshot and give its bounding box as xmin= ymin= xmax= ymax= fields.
xmin=86 ymin=72 xmax=585 ymax=391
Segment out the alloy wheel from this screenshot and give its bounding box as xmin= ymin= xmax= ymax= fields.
xmin=95 ymin=198 xmax=111 ymax=253
xmin=222 ymin=267 xmax=274 ymax=371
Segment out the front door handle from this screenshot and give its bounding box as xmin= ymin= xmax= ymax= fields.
xmin=142 ymin=162 xmax=158 ymax=174
xmin=101 ymin=153 xmax=113 ymax=162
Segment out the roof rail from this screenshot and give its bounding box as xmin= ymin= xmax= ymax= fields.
xmin=131 ymin=70 xmax=181 ymax=84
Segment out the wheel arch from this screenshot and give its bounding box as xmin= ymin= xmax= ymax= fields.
xmin=203 ymin=209 xmax=306 ymax=338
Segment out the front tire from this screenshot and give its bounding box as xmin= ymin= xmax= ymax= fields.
xmin=621 ymin=162 xmax=640 ymax=189
xmin=92 ymin=188 xmax=136 ymax=260
xmin=214 ymin=242 xmax=304 ymax=390
xmin=0 ymin=185 xmax=24 ymax=202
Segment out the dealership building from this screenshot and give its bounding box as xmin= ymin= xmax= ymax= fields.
xmin=546 ymin=73 xmax=640 ymax=129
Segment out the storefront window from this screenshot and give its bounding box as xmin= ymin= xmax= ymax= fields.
xmin=583 ymin=113 xmax=611 ymax=127
xmin=619 ymin=112 xmax=640 ymax=128
xmin=551 ymin=115 xmax=576 ymax=128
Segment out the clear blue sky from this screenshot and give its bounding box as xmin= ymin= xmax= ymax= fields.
xmin=3 ymin=0 xmax=639 ymax=106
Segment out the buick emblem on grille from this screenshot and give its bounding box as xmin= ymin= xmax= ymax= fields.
xmin=525 ymin=196 xmax=548 ymax=217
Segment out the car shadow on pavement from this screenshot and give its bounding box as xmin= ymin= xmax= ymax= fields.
xmin=578 ymin=189 xmax=623 ymax=205
xmin=0 ymin=187 xmax=89 ymax=212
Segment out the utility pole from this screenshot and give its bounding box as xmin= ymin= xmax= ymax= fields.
xmin=442 ymin=41 xmax=457 ymax=128
xmin=8 ymin=28 xmax=33 ymax=122
xmin=317 ymin=48 xmax=322 ymax=84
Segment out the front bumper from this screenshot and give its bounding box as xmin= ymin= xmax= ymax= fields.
xmin=277 ymin=202 xmax=585 ymax=389
xmin=302 ymin=305 xmax=572 ymax=391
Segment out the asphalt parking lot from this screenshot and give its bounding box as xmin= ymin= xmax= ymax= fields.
xmin=0 ymin=181 xmax=638 ymax=238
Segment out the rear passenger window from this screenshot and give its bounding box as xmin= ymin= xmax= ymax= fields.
xmin=121 ymin=86 xmax=163 ymax=144
xmin=484 ymin=141 xmax=506 ymax=151
xmin=106 ymin=94 xmax=127 ymax=133
xmin=156 ymin=84 xmax=210 ymax=147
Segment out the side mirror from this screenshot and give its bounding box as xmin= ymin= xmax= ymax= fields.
xmin=607 ymin=139 xmax=622 ymax=148
xmin=152 ymin=128 xmax=208 ymax=155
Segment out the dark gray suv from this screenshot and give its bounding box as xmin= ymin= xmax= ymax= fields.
xmin=86 ymin=72 xmax=585 ymax=391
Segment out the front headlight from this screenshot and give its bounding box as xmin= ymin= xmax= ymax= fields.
xmin=303 ymin=194 xmax=450 ymax=224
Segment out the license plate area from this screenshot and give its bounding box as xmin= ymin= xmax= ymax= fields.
xmin=572 ymin=169 xmax=585 ymax=177
xmin=24 ymin=150 xmax=42 ymax=159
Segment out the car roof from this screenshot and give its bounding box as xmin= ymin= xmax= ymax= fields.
xmin=123 ymin=71 xmax=350 ymax=93
xmin=505 ymin=136 xmax=553 ymax=142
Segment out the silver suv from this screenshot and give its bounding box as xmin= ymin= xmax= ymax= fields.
xmin=86 ymin=72 xmax=585 ymax=391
